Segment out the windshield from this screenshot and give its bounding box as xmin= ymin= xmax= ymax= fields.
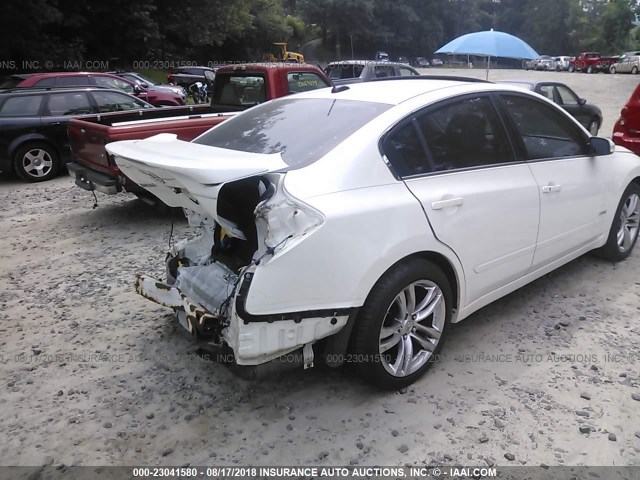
xmin=194 ymin=98 xmax=391 ymax=168
xmin=132 ymin=73 xmax=156 ymax=86
xmin=0 ymin=76 xmax=24 ymax=88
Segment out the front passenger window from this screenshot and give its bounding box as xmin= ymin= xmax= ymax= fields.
xmin=499 ymin=94 xmax=589 ymax=160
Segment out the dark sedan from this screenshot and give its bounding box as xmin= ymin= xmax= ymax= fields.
xmin=499 ymin=80 xmax=602 ymax=135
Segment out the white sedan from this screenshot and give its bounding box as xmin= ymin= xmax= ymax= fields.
xmin=107 ymin=78 xmax=640 ymax=389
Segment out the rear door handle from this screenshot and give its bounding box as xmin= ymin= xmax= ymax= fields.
xmin=49 ymin=122 xmax=61 ymax=126
xmin=542 ymin=184 xmax=562 ymax=193
xmin=431 ymin=197 xmax=464 ymax=210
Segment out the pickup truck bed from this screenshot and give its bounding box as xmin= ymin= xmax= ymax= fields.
xmin=67 ymin=63 xmax=332 ymax=200
xmin=67 ymin=105 xmax=236 ymax=194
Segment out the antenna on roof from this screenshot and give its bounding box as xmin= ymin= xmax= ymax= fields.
xmin=331 ymin=85 xmax=350 ymax=93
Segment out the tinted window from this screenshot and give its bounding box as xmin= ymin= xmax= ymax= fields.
xmin=0 ymin=95 xmax=43 ymax=116
xmin=398 ymin=67 xmax=418 ymax=77
xmin=416 ymin=96 xmax=514 ymax=172
xmin=45 ymin=92 xmax=93 ymax=116
xmin=91 ymin=91 xmax=149 ymax=112
xmin=194 ymin=98 xmax=391 ymax=168
xmin=556 ymin=85 xmax=579 ymax=105
xmin=374 ymin=65 xmax=395 ymax=78
xmin=383 ymin=122 xmax=429 ymax=177
xmin=214 ymin=75 xmax=266 ymax=106
xmin=33 ymin=78 xmax=56 ymax=87
xmin=326 ymin=64 xmax=364 ymax=80
xmin=537 ymin=85 xmax=555 ymax=101
xmin=286 ymin=72 xmax=330 ymax=93
xmin=57 ymin=75 xmax=90 ymax=86
xmin=94 ymin=76 xmax=134 ymax=93
xmin=499 ymin=94 xmax=588 ymax=160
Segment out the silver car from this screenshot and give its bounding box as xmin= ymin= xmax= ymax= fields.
xmin=609 ymin=52 xmax=640 ymax=74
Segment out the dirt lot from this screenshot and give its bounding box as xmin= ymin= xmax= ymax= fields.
xmin=1 ymin=69 xmax=640 ymax=469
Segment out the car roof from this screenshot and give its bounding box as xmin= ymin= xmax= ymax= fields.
xmin=288 ymin=77 xmax=531 ymax=105
xmin=327 ymin=60 xmax=414 ymax=67
xmin=0 ymin=86 xmax=128 ymax=95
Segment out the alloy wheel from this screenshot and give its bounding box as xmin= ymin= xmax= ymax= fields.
xmin=617 ymin=193 xmax=640 ymax=253
xmin=21 ymin=148 xmax=53 ymax=179
xmin=379 ymin=280 xmax=446 ymax=377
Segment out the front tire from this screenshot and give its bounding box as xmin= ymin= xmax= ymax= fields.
xmin=595 ymin=183 xmax=640 ymax=261
xmin=587 ymin=65 xmax=594 ymax=74
xmin=632 ymin=66 xmax=639 ymax=75
xmin=14 ymin=142 xmax=59 ymax=182
xmin=610 ymin=66 xmax=617 ymax=74
xmin=352 ymin=259 xmax=452 ymax=390
xmin=568 ymin=65 xmax=575 ymax=73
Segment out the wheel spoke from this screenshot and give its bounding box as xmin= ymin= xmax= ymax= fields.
xmin=35 ymin=150 xmax=46 ymax=160
xmin=23 ymin=160 xmax=34 ymax=171
xmin=414 ymin=323 xmax=441 ymax=341
xmin=626 ymin=195 xmax=639 ymax=217
xmin=404 ymin=285 xmax=416 ymax=315
xmin=623 ymin=226 xmax=633 ymax=250
xmin=400 ymin=336 xmax=413 ymax=375
xmin=415 ymin=286 xmax=436 ymax=314
xmin=416 ymin=290 xmax=443 ymax=322
xmin=25 ymin=152 xmax=37 ymax=162
xmin=395 ymin=292 xmax=407 ymax=319
xmin=411 ymin=332 xmax=436 ymax=352
xmin=380 ymin=333 xmax=401 ymax=353
xmin=380 ymin=319 xmax=401 ymax=340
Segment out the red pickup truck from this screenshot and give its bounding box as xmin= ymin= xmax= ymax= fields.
xmin=568 ymin=52 xmax=618 ymax=73
xmin=67 ymin=63 xmax=331 ymax=202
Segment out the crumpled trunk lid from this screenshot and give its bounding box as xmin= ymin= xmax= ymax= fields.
xmin=106 ymin=134 xmax=288 ymax=234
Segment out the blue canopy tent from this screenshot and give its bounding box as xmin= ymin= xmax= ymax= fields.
xmin=435 ymin=29 xmax=540 ymax=79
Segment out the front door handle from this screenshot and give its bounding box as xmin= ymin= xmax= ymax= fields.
xmin=542 ymin=184 xmax=562 ymax=193
xmin=431 ymin=197 xmax=464 ymax=210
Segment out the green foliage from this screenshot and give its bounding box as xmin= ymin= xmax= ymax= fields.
xmin=1 ymin=0 xmax=639 ymax=69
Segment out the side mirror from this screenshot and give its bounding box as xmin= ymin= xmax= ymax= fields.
xmin=133 ymin=85 xmax=141 ymax=94
xmin=578 ymin=98 xmax=586 ymax=105
xmin=590 ymin=136 xmax=615 ymax=156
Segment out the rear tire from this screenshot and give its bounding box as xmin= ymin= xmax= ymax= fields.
xmin=352 ymin=259 xmax=452 ymax=390
xmin=568 ymin=65 xmax=575 ymax=73
xmin=610 ymin=66 xmax=617 ymax=74
xmin=632 ymin=66 xmax=639 ymax=75
xmin=587 ymin=65 xmax=594 ymax=74
xmin=13 ymin=142 xmax=59 ymax=183
xmin=594 ymin=183 xmax=640 ymax=261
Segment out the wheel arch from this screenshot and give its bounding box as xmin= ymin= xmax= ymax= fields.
xmin=9 ymin=134 xmax=60 ymax=162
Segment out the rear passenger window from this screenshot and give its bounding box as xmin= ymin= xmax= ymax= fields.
xmin=286 ymin=72 xmax=330 ymax=93
xmin=0 ymin=95 xmax=43 ymax=116
xmin=57 ymin=75 xmax=90 ymax=86
xmin=374 ymin=66 xmax=395 ymax=78
xmin=417 ymin=96 xmax=514 ymax=172
xmin=45 ymin=92 xmax=93 ymax=116
xmin=398 ymin=67 xmax=419 ymax=77
xmin=499 ymin=94 xmax=588 ymax=160
xmin=383 ymin=122 xmax=430 ymax=177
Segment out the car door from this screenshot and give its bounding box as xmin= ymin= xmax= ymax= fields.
xmin=496 ymin=93 xmax=606 ymax=268
xmin=41 ymin=91 xmax=94 ymax=158
xmin=382 ymin=94 xmax=540 ymax=305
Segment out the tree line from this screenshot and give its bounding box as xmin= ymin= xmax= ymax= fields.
xmin=2 ymin=0 xmax=640 ymax=70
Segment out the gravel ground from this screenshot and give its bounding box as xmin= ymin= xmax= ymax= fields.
xmin=1 ymin=69 xmax=640 ymax=469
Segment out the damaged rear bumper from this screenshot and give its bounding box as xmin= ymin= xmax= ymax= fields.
xmin=135 ymin=275 xmax=221 ymax=337
xmin=135 ymin=272 xmax=353 ymax=367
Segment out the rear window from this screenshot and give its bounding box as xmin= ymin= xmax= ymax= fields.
xmin=0 ymin=95 xmax=43 ymax=116
xmin=194 ymin=98 xmax=391 ymax=168
xmin=326 ymin=64 xmax=364 ymax=80
xmin=213 ymin=75 xmax=266 ymax=106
